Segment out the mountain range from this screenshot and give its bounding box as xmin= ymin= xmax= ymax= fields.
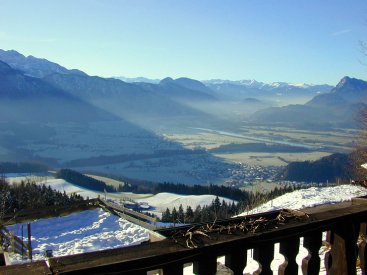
xmin=0 ymin=49 xmax=366 ymax=131
xmin=250 ymin=76 xmax=367 ymax=129
xmin=0 ymin=60 xmax=113 ymax=122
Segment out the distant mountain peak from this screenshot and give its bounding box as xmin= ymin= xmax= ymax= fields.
xmin=0 ymin=49 xmax=87 ymax=78
xmin=160 ymin=77 xmax=174 ymax=84
xmin=335 ymin=76 xmax=367 ymax=90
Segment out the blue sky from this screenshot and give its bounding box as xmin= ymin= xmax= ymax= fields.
xmin=0 ymin=0 xmax=366 ymax=84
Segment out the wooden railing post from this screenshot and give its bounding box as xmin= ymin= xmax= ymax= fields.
xmin=253 ymin=243 xmax=274 ymax=275
xmin=358 ymin=223 xmax=367 ymax=274
xmin=10 ymin=232 xmax=15 ymax=253
xmin=302 ymin=232 xmax=322 ymax=275
xmin=278 ymin=237 xmax=300 ymax=275
xmin=328 ymin=222 xmax=359 ymax=275
xmin=193 ymin=253 xmax=217 ymax=275
xmin=225 ymin=246 xmax=247 ymax=275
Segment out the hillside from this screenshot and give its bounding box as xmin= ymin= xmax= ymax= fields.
xmin=277 ymin=153 xmax=352 ymax=182
xmin=238 ymin=184 xmax=367 ymax=216
xmin=0 ymin=60 xmax=115 ymax=123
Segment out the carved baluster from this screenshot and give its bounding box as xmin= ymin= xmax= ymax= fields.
xmin=302 ymin=232 xmax=322 ymax=275
xmin=328 ymin=222 xmax=359 ymax=275
xmin=193 ymin=254 xmax=217 ymax=275
xmin=324 ymin=231 xmax=333 ymax=272
xmin=278 ymin=237 xmax=300 ymax=275
xmin=358 ymin=223 xmax=367 ymax=274
xmin=225 ymin=246 xmax=247 ymax=275
xmin=253 ymin=243 xmax=274 ymax=275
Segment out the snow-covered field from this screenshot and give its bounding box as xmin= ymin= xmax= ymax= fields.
xmin=36 ymin=178 xmax=101 ymax=199
xmin=238 ymin=184 xmax=367 ymax=216
xmin=5 ymin=175 xmax=235 ymax=214
xmin=6 ymin=208 xmax=150 ymax=264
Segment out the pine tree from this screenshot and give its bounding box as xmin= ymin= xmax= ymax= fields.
xmin=185 ymin=205 xmax=194 ymax=223
xmin=171 ymin=207 xmax=178 ymax=224
xmin=178 ymin=204 xmax=184 ymax=223
xmin=162 ymin=208 xmax=171 ymax=222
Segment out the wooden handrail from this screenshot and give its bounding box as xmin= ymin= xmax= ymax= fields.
xmin=45 ymin=197 xmax=367 ymax=275
xmin=3 ymin=197 xmax=367 ymax=274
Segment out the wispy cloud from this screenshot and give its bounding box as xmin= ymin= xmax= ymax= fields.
xmin=332 ymin=29 xmax=352 ymax=36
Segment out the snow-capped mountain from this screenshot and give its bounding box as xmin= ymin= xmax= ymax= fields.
xmin=0 ymin=49 xmax=86 ymax=78
xmin=204 ymin=79 xmax=332 ymax=94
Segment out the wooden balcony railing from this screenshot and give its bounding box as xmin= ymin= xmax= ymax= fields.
xmin=2 ymin=196 xmax=367 ymax=274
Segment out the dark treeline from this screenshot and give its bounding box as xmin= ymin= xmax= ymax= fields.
xmin=0 ymin=161 xmax=49 ymax=174
xmin=161 ymin=185 xmax=296 ymax=224
xmin=122 ymin=182 xmax=247 ymax=201
xmin=161 ymin=197 xmax=238 ymax=223
xmin=56 ymin=169 xmax=119 ymax=192
xmin=277 ymin=153 xmax=352 ymax=183
xmin=0 ymin=178 xmax=84 ymax=216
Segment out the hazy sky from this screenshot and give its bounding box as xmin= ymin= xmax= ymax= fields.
xmin=0 ymin=0 xmax=366 ymax=84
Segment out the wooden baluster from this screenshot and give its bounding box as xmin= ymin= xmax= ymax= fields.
xmin=225 ymin=247 xmax=247 ymax=275
xmin=358 ymin=223 xmax=367 ymax=274
xmin=162 ymin=263 xmax=183 ymax=275
xmin=328 ymin=222 xmax=359 ymax=275
xmin=278 ymin=237 xmax=300 ymax=275
xmin=302 ymin=232 xmax=322 ymax=275
xmin=324 ymin=231 xmax=333 ymax=272
xmin=253 ymin=243 xmax=274 ymax=275
xmin=193 ymin=254 xmax=217 ymax=275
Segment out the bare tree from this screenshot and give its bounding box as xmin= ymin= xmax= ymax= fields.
xmin=350 ymin=111 xmax=367 ymax=181
xmin=350 ymin=33 xmax=367 ymax=180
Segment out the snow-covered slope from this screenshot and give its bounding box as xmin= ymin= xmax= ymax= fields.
xmin=238 ymin=184 xmax=367 ymax=216
xmin=7 ymin=208 xmax=149 ymax=264
xmin=136 ymin=192 xmax=235 ymax=212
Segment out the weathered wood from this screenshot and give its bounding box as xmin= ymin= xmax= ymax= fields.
xmin=47 ymin=202 xmax=367 ymax=274
xmin=225 ymin=246 xmax=247 ymax=275
xmin=358 ymin=223 xmax=367 ymax=274
xmin=302 ymin=232 xmax=322 ymax=275
xmin=100 ymin=200 xmax=157 ymax=230
xmin=253 ymin=243 xmax=274 ymax=275
xmin=0 ymin=261 xmax=51 ymax=275
xmin=193 ymin=254 xmax=217 ymax=275
xmin=115 ymin=211 xmax=157 ymax=231
xmin=0 ymin=252 xmax=5 ymax=266
xmin=278 ymin=237 xmax=300 ymax=275
xmin=0 ymin=226 xmax=30 ymax=257
xmin=328 ymin=222 xmax=359 ymax=275
xmin=324 ymin=230 xmax=333 ymax=272
xmin=101 ymin=200 xmax=157 ymax=223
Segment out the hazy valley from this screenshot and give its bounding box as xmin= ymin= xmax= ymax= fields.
xmin=0 ymin=49 xmax=364 ymax=186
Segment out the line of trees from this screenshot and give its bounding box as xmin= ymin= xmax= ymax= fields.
xmin=122 ymin=182 xmax=250 ymax=201
xmin=161 ymin=197 xmax=238 ymax=223
xmin=160 ymin=185 xmax=297 ymax=224
xmin=0 ymin=178 xmax=84 ymax=219
xmin=56 ymin=169 xmax=119 ymax=192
